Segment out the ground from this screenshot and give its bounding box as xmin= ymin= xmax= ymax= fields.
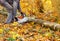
xmin=0 ymin=13 xmax=60 ymax=41
xmin=0 ymin=0 xmax=60 ymax=41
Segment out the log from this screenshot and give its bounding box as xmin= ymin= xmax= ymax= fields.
xmin=28 ymin=17 xmax=60 ymax=30
xmin=18 ymin=17 xmax=60 ymax=30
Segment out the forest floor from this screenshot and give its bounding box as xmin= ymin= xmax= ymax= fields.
xmin=0 ymin=13 xmax=60 ymax=41
xmin=0 ymin=4 xmax=60 ymax=40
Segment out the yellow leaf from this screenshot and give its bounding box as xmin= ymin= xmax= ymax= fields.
xmin=12 ymin=22 xmax=18 ymax=26
xmin=13 ymin=34 xmax=20 ymax=39
xmin=0 ymin=29 xmax=3 ymax=34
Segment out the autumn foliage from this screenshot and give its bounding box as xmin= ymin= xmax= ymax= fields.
xmin=0 ymin=0 xmax=60 ymax=41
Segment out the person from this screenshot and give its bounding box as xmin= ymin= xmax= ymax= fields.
xmin=0 ymin=0 xmax=28 ymax=24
